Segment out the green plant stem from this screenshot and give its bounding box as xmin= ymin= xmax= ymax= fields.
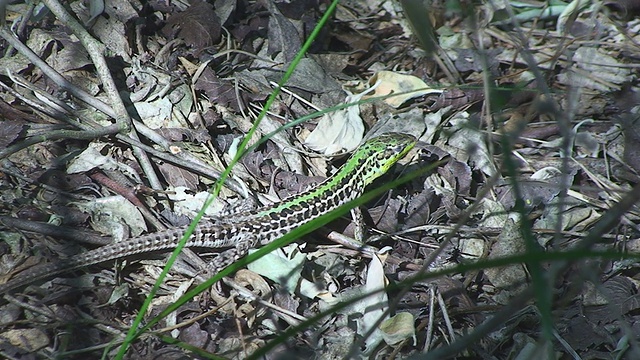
xmin=114 ymin=1 xmax=340 ymax=358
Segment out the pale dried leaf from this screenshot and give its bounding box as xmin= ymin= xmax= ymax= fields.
xmin=0 ymin=328 xmax=49 ymax=352
xmin=87 ymin=0 xmax=105 ymax=24
xmin=423 ymin=107 xmax=448 ymax=143
xmin=366 ymin=70 xmax=443 ymax=108
xmin=25 ymin=28 xmax=57 ymax=57
xmin=67 ymin=144 xmax=142 ymax=184
xmin=135 ymin=98 xmax=174 ymax=129
xmin=379 ymin=312 xmax=416 ymax=346
xmin=484 ymin=218 xmax=528 ymax=295
xmin=475 ymin=198 xmax=508 ymax=228
xmin=368 ymin=109 xmax=427 ymax=140
xmin=361 ymin=254 xmax=389 ymax=352
xmin=167 ymin=186 xmax=226 ymax=217
xmin=299 ymin=277 xmax=327 ymax=299
xmin=557 ymin=47 xmax=632 ymax=91
xmin=459 ymin=238 xmax=486 ymax=260
xmin=75 ymin=195 xmax=147 ymax=238
xmin=445 ymin=112 xmax=497 ymax=177
xmin=66 ymin=144 xmax=110 ymax=173
xmin=213 ymin=0 xmax=236 ymax=24
xmin=535 ymin=203 xmax=599 ymax=233
xmin=304 ymin=91 xmax=366 ymax=154
xmin=581 ymin=281 xmax=609 ymax=306
xmin=248 ymin=243 xmax=305 ymax=294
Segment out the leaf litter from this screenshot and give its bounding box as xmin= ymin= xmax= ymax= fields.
xmin=0 ymin=0 xmax=639 ymax=358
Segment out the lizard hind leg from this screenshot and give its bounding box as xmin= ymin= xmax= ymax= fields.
xmin=207 ymin=236 xmax=257 ymax=273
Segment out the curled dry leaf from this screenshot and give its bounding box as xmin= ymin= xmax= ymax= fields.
xmin=379 ymin=312 xmax=416 ymax=346
xmin=366 ymin=70 xmax=443 ymax=108
xmin=304 ymin=91 xmax=366 ymax=155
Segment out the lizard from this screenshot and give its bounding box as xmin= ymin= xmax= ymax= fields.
xmin=0 ymin=133 xmax=417 ymax=295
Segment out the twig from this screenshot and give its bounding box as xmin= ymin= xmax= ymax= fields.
xmin=0 ymin=125 xmax=122 ymax=159
xmin=39 ymin=0 xmax=131 ymax=129
xmin=0 ymin=27 xmax=117 ymax=118
xmin=0 ymin=216 xmax=110 ymax=246
xmin=41 ymin=0 xmax=171 ymax=192
xmin=0 ymin=29 xmax=247 ymax=195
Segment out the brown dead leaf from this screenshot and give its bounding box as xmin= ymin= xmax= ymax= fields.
xmin=454 ymin=48 xmax=501 ymax=73
xmin=562 ymin=310 xmax=612 ymax=351
xmin=368 ymin=196 xmax=404 ymax=235
xmin=274 ymin=171 xmax=324 ymax=199
xmin=438 ymin=156 xmax=472 ymax=197
xmin=194 ymin=67 xmax=240 ymax=112
xmin=616 ymin=114 xmax=640 ymax=174
xmin=162 ymin=0 xmax=221 ymax=54
xmin=401 ymin=189 xmax=434 ymax=235
xmin=265 ymin=0 xmax=302 ymax=62
xmin=428 ymin=87 xmax=484 ymax=112
xmin=179 ymin=323 xmax=214 ymax=352
xmin=0 ymin=119 xmax=26 ymax=148
xmin=157 ymin=162 xmax=199 ymax=189
xmin=605 ymin=0 xmax=640 ymax=19
xmin=495 ymin=166 xmax=577 ymax=210
xmin=155 ymin=128 xmax=211 ymax=143
xmin=332 ymin=27 xmax=374 ymax=54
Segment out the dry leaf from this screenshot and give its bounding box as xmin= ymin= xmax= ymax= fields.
xmin=366 ymin=70 xmax=443 ymax=108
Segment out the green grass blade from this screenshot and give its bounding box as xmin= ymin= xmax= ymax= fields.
xmin=114 ymin=1 xmax=340 ymax=358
